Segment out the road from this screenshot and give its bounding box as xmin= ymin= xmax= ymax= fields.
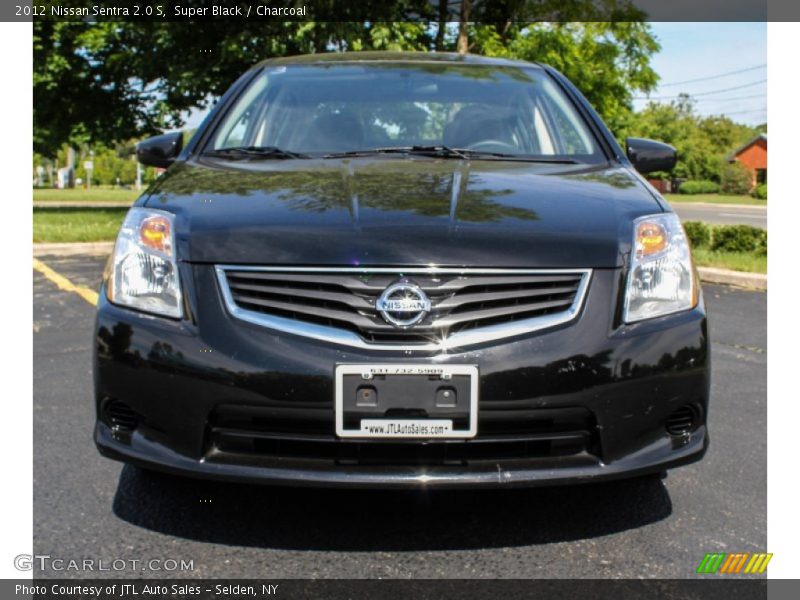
xmin=672 ymin=203 xmax=767 ymax=229
xmin=33 ymin=255 xmax=766 ymax=579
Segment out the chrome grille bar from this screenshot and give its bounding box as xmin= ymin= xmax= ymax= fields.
xmin=215 ymin=266 xmax=592 ymax=352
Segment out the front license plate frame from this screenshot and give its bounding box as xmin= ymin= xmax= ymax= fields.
xmin=335 ymin=364 xmax=479 ymax=439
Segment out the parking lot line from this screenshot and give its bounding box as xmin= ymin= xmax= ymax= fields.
xmin=33 ymin=257 xmax=99 ymax=306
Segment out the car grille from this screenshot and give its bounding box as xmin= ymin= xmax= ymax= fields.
xmin=216 ymin=267 xmax=590 ymax=348
xmin=205 ymin=403 xmax=600 ymax=466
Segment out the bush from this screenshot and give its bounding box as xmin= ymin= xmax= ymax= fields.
xmin=720 ymin=162 xmax=753 ymax=195
xmin=678 ymin=180 xmax=720 ymax=195
xmin=711 ymin=224 xmax=767 ymax=255
xmin=753 ymin=183 xmax=767 ymax=199
xmin=683 ymin=221 xmax=711 ymax=248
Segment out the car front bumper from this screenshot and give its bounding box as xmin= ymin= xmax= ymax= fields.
xmin=93 ymin=266 xmax=710 ymax=489
xmin=95 ymin=420 xmax=707 ymax=489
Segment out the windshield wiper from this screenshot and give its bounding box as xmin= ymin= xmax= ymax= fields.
xmin=204 ymin=146 xmax=310 ymax=160
xmin=323 ymin=146 xmax=578 ymax=163
xmin=400 ymin=146 xmax=471 ymax=159
xmin=460 ymin=152 xmax=579 ymax=164
xmin=324 ymin=146 xmax=469 ymax=159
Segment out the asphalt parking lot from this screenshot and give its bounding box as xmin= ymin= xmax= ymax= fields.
xmin=32 ymin=254 xmax=766 ymax=579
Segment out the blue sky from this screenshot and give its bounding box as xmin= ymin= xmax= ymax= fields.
xmin=183 ymin=22 xmax=768 ymax=130
xmin=635 ymin=22 xmax=767 ymax=125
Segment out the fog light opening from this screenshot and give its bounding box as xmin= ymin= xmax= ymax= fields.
xmin=665 ymin=404 xmax=699 ymax=436
xmin=104 ymin=399 xmax=140 ymax=433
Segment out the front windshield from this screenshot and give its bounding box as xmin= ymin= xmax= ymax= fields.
xmin=209 ymin=62 xmax=603 ymax=162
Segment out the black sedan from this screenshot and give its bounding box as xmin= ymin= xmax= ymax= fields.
xmin=93 ymin=52 xmax=709 ymax=488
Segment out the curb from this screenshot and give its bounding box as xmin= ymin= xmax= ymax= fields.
xmin=698 ymin=266 xmax=767 ymax=291
xmin=33 ymin=242 xmax=115 ymax=257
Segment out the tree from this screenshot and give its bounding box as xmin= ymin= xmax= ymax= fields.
xmin=626 ymin=95 xmax=763 ymax=182
xmin=720 ymin=162 xmax=754 ymax=195
xmin=479 ymin=22 xmax=660 ymax=133
xmin=34 ymin=17 xmax=434 ymax=155
xmin=34 ymin=2 xmax=659 ymax=157
xmin=457 ymin=0 xmax=470 ymax=54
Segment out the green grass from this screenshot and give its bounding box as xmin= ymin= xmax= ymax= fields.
xmin=664 ymin=193 xmax=766 ymax=206
xmin=33 ymin=207 xmax=128 ymax=243
xmin=693 ymin=248 xmax=767 ymax=274
xmin=33 ymin=187 xmax=139 ymax=204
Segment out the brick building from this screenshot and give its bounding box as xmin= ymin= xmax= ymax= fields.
xmin=728 ymin=133 xmax=767 ymax=189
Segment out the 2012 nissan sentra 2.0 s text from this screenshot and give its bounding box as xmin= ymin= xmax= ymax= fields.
xmin=93 ymin=52 xmax=709 ymax=488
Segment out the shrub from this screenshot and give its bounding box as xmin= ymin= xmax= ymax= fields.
xmin=753 ymin=183 xmax=767 ymax=200
xmin=682 ymin=221 xmax=711 ymax=248
xmin=720 ymin=162 xmax=753 ymax=195
xmin=678 ymin=180 xmax=720 ymax=195
xmin=711 ymin=224 xmax=767 ymax=254
xmin=755 ymin=228 xmax=768 ymax=256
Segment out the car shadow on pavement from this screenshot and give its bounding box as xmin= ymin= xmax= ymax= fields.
xmin=112 ymin=466 xmax=672 ymax=551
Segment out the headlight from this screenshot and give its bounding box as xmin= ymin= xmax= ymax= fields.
xmin=623 ymin=213 xmax=697 ymax=323
xmin=108 ymin=207 xmax=183 ymax=318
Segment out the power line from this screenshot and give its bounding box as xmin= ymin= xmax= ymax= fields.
xmin=695 ymin=93 xmax=766 ymax=103
xmin=634 ymin=79 xmax=767 ymax=101
xmin=658 ymin=64 xmax=766 ymax=87
xmin=680 ymin=80 xmax=767 ymax=97
xmin=715 ymin=108 xmax=767 ymax=116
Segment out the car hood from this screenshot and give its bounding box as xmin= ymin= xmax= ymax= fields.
xmin=144 ymin=158 xmax=663 ymax=268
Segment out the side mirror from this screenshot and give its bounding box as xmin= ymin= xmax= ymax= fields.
xmin=136 ymin=132 xmax=183 ymax=168
xmin=626 ymin=137 xmax=677 ymax=175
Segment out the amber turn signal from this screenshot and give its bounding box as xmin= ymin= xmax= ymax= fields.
xmin=139 ymin=215 xmax=172 ymax=253
xmin=636 ymin=221 xmax=667 ymax=256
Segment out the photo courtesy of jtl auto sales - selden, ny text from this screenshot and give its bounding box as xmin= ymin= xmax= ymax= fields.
xmin=2 ymin=1 xmax=798 ymax=599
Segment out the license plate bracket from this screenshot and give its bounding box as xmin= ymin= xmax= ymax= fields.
xmin=335 ymin=364 xmax=478 ymax=439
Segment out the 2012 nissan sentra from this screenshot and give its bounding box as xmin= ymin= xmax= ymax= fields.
xmin=93 ymin=52 xmax=709 ymax=488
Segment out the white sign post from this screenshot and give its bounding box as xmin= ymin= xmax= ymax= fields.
xmin=83 ymin=160 xmax=93 ymax=190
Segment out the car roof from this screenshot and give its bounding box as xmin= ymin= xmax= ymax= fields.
xmin=255 ymin=51 xmax=543 ymax=70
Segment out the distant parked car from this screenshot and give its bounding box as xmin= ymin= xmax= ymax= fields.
xmin=94 ymin=52 xmax=708 ymax=488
